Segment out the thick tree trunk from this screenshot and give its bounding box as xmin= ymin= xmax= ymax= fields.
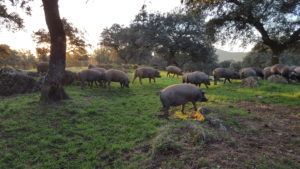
xmin=270 ymin=48 xmax=282 ymax=65
xmin=167 ymin=51 xmax=178 ymax=66
xmin=271 ymin=56 xmax=279 ymax=65
xmin=40 ymin=0 xmax=69 ymax=102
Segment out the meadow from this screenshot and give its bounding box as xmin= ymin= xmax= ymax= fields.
xmin=0 ymin=70 xmax=299 ymax=169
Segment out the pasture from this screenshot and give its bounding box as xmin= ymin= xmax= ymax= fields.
xmin=0 ymin=70 xmax=299 ymax=169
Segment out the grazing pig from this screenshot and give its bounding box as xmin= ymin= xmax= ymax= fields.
xmin=212 ymin=68 xmax=240 ymax=85
xmin=263 ymin=66 xmax=272 ymax=80
xmin=166 ymin=66 xmax=183 ymax=78
xmin=105 ymin=69 xmax=130 ymax=88
xmin=91 ymin=67 xmax=107 ymax=87
xmin=182 ymin=73 xmax=188 ymax=83
xmin=88 ymin=63 xmax=96 ymax=69
xmin=77 ymin=69 xmax=105 ymax=89
xmin=182 ymin=71 xmax=210 ymax=89
xmin=37 ymin=62 xmax=49 ymax=74
xmin=239 ymin=67 xmax=257 ymax=79
xmin=252 ymin=67 xmax=264 ymax=79
xmin=295 ymin=67 xmax=300 ymax=81
xmin=91 ymin=67 xmax=106 ymax=73
xmin=270 ymin=64 xmax=294 ymax=82
xmin=132 ymin=67 xmax=161 ymax=85
xmin=61 ymin=70 xmax=77 ymax=86
xmin=290 ymin=66 xmax=300 ymax=81
xmin=159 ymin=84 xmax=208 ymax=118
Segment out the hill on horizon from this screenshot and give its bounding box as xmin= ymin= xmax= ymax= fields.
xmin=216 ymin=49 xmax=248 ymax=62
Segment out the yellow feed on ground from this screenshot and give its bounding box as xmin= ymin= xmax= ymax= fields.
xmin=174 ymin=109 xmax=205 ymax=121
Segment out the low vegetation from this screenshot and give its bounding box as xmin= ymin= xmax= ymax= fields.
xmin=0 ymin=70 xmax=299 ymax=168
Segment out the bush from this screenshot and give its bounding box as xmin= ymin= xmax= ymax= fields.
xmin=0 ymin=68 xmax=41 ymax=96
xmin=149 ymin=57 xmax=167 ymax=70
xmin=267 ymin=75 xmax=288 ymax=84
xmin=151 ymin=122 xmax=216 ymax=158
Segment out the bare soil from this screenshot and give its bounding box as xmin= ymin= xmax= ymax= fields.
xmin=199 ymin=103 xmax=300 ymax=169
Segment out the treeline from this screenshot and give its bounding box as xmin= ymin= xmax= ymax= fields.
xmin=220 ymin=42 xmax=300 ymax=72
xmin=1 ymin=2 xmax=299 ymax=72
xmin=94 ymin=7 xmax=217 ymax=73
xmin=0 ymin=44 xmax=36 ymax=69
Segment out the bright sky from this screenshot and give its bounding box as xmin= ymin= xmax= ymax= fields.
xmin=0 ymin=0 xmax=252 ymax=55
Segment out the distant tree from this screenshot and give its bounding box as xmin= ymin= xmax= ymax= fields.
xmin=15 ymin=49 xmax=37 ymax=69
xmin=92 ymin=47 xmax=119 ymax=64
xmin=36 ymin=47 xmax=50 ymax=62
xmin=100 ymin=24 xmax=151 ymax=64
xmin=0 ymin=44 xmax=13 ymax=67
xmin=132 ymin=9 xmax=215 ymax=66
xmin=0 ymin=45 xmax=36 ymax=69
xmin=241 ymin=43 xmax=271 ymax=68
xmin=218 ymin=60 xmax=233 ymax=68
xmin=33 ymin=18 xmax=89 ymax=66
xmin=230 ymin=61 xmax=242 ymax=72
xmin=183 ymin=0 xmax=300 ymax=65
xmin=242 ymin=42 xmax=300 ymax=68
xmin=100 ymin=7 xmax=216 ymax=67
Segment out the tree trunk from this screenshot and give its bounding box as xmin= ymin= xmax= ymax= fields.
xmin=271 ymin=56 xmax=279 ymax=65
xmin=40 ymin=0 xmax=69 ymax=102
xmin=270 ymin=48 xmax=281 ymax=65
xmin=167 ymin=51 xmax=178 ymax=66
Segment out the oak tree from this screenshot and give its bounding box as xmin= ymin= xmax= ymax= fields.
xmin=183 ymin=0 xmax=300 ymax=64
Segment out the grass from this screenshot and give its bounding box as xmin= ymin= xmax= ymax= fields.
xmin=0 ymin=71 xmax=299 ymax=168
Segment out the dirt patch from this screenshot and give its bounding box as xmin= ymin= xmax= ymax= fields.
xmin=198 ymin=103 xmax=300 ymax=168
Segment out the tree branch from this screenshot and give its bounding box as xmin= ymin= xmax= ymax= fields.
xmin=285 ymin=28 xmax=300 ymax=45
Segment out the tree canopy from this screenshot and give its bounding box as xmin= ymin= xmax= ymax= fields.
xmin=0 ymin=0 xmax=32 ymax=31
xmin=0 ymin=44 xmax=12 ymax=66
xmin=100 ymin=7 xmax=216 ymax=67
xmin=32 ymin=18 xmax=90 ymax=66
xmin=183 ymin=0 xmax=300 ymax=64
xmin=0 ymin=44 xmax=36 ymax=68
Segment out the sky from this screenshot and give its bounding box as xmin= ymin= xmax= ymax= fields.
xmin=0 ymin=0 xmax=252 ymax=54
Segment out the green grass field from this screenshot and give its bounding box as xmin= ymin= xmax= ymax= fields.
xmin=0 ymin=71 xmax=299 ymax=168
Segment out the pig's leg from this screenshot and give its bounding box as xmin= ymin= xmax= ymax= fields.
xmin=228 ymin=78 xmax=232 ymax=83
xmin=153 ymin=78 xmax=156 ymax=83
xmin=132 ymin=75 xmax=137 ymax=84
xmin=163 ymin=106 xmax=169 ymax=118
xmin=102 ymin=81 xmax=107 ymax=88
xmin=149 ymin=78 xmax=151 ymax=83
xmin=100 ymin=80 xmax=104 ymax=88
xmin=181 ymin=104 xmax=186 ymax=114
xmin=81 ymin=80 xmax=85 ymax=90
xmin=192 ymin=101 xmax=197 ymax=111
xmin=139 ymin=77 xmax=142 ymax=85
xmin=107 ymin=81 xmax=111 ymax=89
xmin=224 ymin=78 xmax=227 ymax=84
xmin=214 ymin=76 xmax=218 ymax=85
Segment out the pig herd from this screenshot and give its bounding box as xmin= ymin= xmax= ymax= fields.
xmin=36 ymin=62 xmax=300 ymax=118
